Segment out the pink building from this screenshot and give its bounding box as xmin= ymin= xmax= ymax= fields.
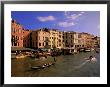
xmin=11 ymin=19 xmax=30 ymax=48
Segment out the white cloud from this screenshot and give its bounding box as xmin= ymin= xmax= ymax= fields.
xmin=58 ymin=21 xmax=75 ymax=27
xmin=67 ymin=14 xmax=81 ymax=20
xmin=37 ymin=15 xmax=56 ymax=22
xmin=64 ymin=11 xmax=84 ymax=20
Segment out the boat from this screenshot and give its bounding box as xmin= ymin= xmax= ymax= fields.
xmin=91 ymin=57 xmax=97 ymax=62
xmin=84 ymin=49 xmax=91 ymax=52
xmin=85 ymin=57 xmax=97 ymax=62
xmin=31 ymin=66 xmax=41 ymax=70
xmin=96 ymin=50 xmax=100 ymax=53
xmin=30 ymin=62 xmax=55 ymax=70
xmin=16 ymin=54 xmax=26 ymax=59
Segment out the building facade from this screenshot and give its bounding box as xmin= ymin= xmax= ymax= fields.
xmin=49 ymin=29 xmax=63 ymax=49
xmin=62 ymin=31 xmax=79 ymax=52
xmin=11 ymin=19 xmax=30 ymax=48
xmin=32 ymin=28 xmax=50 ymax=49
xmin=11 ymin=19 xmax=24 ymax=47
xmin=11 ymin=19 xmax=100 ymax=50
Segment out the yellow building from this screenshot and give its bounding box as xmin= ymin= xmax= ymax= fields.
xmin=49 ymin=29 xmax=63 ymax=49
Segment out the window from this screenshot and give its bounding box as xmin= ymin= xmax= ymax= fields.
xmin=59 ymin=35 xmax=61 ymax=38
xmin=39 ymin=43 xmax=41 ymax=46
xmin=36 ymin=42 xmax=37 ymax=46
xmin=36 ymin=36 xmax=37 ymax=40
xmin=71 ymin=35 xmax=72 ymax=38
xmin=14 ymin=42 xmax=17 ymax=46
xmin=16 ymin=36 xmax=17 ymax=39
xmin=18 ymin=42 xmax=19 ymax=46
xmin=66 ymin=36 xmax=67 ymax=39
xmin=59 ymin=39 xmax=61 ymax=42
xmin=66 ymin=40 xmax=67 ymax=43
xmin=33 ymin=42 xmax=34 ymax=46
xmin=43 ymin=42 xmax=44 ymax=46
xmin=13 ymin=28 xmax=15 ymax=33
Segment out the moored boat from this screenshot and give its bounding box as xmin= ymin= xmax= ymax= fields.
xmin=16 ymin=54 xmax=26 ymax=59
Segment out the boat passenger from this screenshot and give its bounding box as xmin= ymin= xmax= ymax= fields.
xmin=89 ymin=56 xmax=93 ymax=61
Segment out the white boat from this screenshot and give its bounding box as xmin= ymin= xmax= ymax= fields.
xmin=16 ymin=54 xmax=26 ymax=59
xmin=85 ymin=49 xmax=91 ymax=52
xmin=85 ymin=57 xmax=97 ymax=62
xmin=91 ymin=57 xmax=97 ymax=62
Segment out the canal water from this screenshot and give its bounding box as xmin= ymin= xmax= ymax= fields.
xmin=11 ymin=51 xmax=100 ymax=77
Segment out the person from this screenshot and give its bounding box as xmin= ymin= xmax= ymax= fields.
xmin=53 ymin=57 xmax=56 ymax=62
xmin=89 ymin=56 xmax=93 ymax=61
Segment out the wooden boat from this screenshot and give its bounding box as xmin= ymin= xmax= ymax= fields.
xmin=16 ymin=54 xmax=26 ymax=59
xmin=31 ymin=66 xmax=41 ymax=70
xmin=30 ymin=62 xmax=55 ymax=70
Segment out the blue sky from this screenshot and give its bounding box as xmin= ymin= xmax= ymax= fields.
xmin=11 ymin=11 xmax=100 ymax=36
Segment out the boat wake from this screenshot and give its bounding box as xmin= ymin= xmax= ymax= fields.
xmin=74 ymin=61 xmax=89 ymax=69
xmin=74 ymin=58 xmax=97 ymax=70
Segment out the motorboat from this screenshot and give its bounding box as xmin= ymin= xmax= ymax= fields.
xmin=85 ymin=57 xmax=97 ymax=62
xmin=91 ymin=57 xmax=97 ymax=62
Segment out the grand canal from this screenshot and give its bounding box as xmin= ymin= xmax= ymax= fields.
xmin=11 ymin=51 xmax=100 ymax=77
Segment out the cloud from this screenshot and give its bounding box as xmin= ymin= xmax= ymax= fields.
xmin=67 ymin=14 xmax=81 ymax=20
xmin=37 ymin=15 xmax=56 ymax=22
xmin=57 ymin=11 xmax=85 ymax=28
xmin=64 ymin=11 xmax=84 ymax=20
xmin=58 ymin=21 xmax=75 ymax=27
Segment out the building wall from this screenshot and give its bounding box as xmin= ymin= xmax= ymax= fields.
xmin=63 ymin=32 xmax=75 ymax=48
xmin=49 ymin=29 xmax=63 ymax=49
xmin=11 ymin=19 xmax=23 ymax=47
xmin=23 ymin=30 xmax=30 ymax=48
xmin=31 ymin=31 xmax=37 ymax=48
xmin=32 ymin=29 xmax=50 ymax=49
xmin=49 ymin=30 xmax=57 ymax=49
xmin=57 ymin=31 xmax=63 ymax=49
xmin=11 ymin=19 xmax=30 ymax=48
xmin=11 ymin=19 xmax=100 ymax=50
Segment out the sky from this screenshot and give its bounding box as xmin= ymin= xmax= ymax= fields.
xmin=11 ymin=11 xmax=100 ymax=36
